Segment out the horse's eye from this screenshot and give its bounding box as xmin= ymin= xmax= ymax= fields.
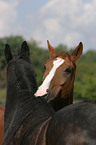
xmin=64 ymin=68 xmax=71 ymax=73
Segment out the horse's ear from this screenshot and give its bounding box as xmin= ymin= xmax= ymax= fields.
xmin=4 ymin=44 xmax=13 ymax=63
xmin=21 ymin=41 xmax=30 ymax=58
xmin=71 ymin=42 xmax=83 ymax=62
xmin=47 ymin=40 xmax=58 ymax=58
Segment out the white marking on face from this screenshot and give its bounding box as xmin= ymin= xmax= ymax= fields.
xmin=35 ymin=57 xmax=65 ymax=97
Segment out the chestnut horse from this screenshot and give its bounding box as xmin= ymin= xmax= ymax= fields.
xmin=35 ymin=40 xmax=83 ymax=111
xmin=0 ymin=107 xmax=4 ymax=145
xmin=2 ymin=42 xmax=96 ymax=145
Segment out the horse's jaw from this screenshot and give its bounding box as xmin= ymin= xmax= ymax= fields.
xmin=46 ymin=85 xmax=73 ymax=111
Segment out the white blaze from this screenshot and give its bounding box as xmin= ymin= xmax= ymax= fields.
xmin=35 ymin=57 xmax=65 ymax=97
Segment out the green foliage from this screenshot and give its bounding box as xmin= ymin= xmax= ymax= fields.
xmin=81 ymin=50 xmax=96 ymax=63
xmin=0 ymin=35 xmax=96 ymax=104
xmin=55 ymin=44 xmax=68 ymax=52
xmin=74 ymin=61 xmax=96 ymax=100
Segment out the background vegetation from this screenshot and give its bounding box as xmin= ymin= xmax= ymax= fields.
xmin=0 ymin=36 xmax=96 ymax=106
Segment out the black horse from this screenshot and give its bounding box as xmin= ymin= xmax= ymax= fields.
xmin=2 ymin=42 xmax=96 ymax=145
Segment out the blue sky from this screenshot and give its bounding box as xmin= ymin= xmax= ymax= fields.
xmin=0 ymin=0 xmax=96 ymax=52
xmin=17 ymin=0 xmax=49 ymax=19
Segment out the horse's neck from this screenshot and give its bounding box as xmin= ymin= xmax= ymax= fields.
xmin=48 ymin=88 xmax=73 ymax=111
xmin=61 ymin=88 xmax=73 ymax=104
xmin=4 ymin=74 xmax=54 ymax=135
xmin=4 ymin=91 xmax=54 ymax=139
xmin=4 ymin=81 xmax=16 ymax=133
xmin=4 ymin=71 xmax=34 ymax=133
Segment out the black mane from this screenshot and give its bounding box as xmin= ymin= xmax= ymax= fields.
xmin=12 ymin=57 xmax=37 ymax=94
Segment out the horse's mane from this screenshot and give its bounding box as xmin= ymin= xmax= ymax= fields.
xmin=16 ymin=58 xmax=37 ymax=94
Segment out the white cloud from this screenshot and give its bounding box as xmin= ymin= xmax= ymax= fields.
xmin=0 ymin=0 xmax=96 ymax=52
xmin=28 ymin=0 xmax=96 ymax=52
xmin=0 ymin=0 xmax=18 ymax=37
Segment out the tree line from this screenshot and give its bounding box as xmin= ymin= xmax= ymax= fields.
xmin=0 ymin=35 xmax=96 ymax=104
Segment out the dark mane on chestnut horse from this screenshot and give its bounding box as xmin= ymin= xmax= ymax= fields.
xmin=35 ymin=40 xmax=83 ymax=111
xmin=2 ymin=42 xmax=96 ymax=145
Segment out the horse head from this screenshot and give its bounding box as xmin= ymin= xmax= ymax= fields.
xmin=35 ymin=41 xmax=83 ymax=111
xmin=4 ymin=41 xmax=37 ymax=94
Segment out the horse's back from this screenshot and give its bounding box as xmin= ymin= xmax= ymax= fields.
xmin=2 ymin=111 xmax=52 ymax=145
xmin=2 ymin=96 xmax=54 ymax=145
xmin=46 ymin=101 xmax=96 ymax=145
xmin=0 ymin=107 xmax=4 ymax=145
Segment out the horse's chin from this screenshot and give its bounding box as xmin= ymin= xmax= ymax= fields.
xmin=46 ymin=88 xmax=62 ymax=104
xmin=46 ymin=88 xmax=73 ymax=111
